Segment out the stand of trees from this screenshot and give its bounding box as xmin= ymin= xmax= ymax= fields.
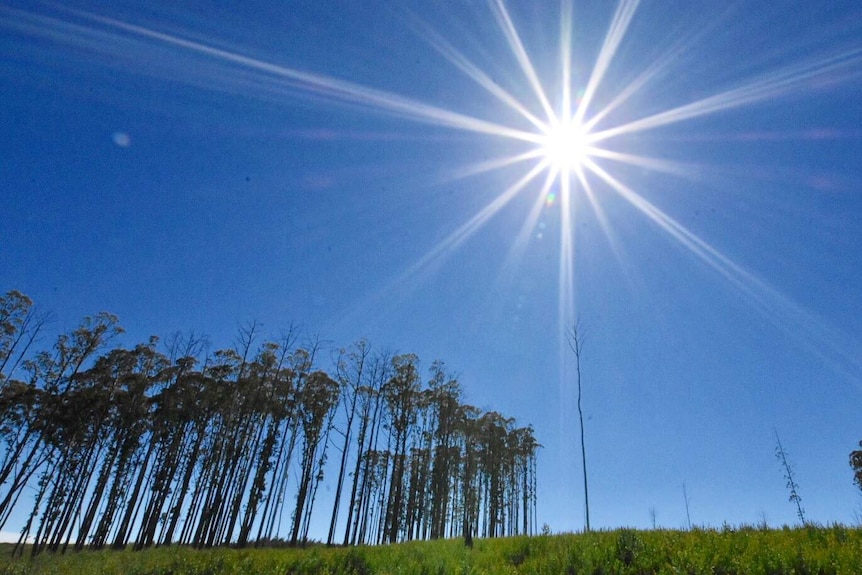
xmin=0 ymin=291 xmax=539 ymax=554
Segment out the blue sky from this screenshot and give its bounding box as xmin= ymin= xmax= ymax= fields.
xmin=2 ymin=0 xmax=862 ymax=536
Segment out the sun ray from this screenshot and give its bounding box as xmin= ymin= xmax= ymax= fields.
xmin=9 ymin=1 xmax=859 ymax=391
xmin=396 ymin=161 xmax=548 ymax=287
xmin=589 ymin=47 xmax=862 ymax=142
xmin=581 ymin=3 xmax=736 ymax=134
xmin=408 ymin=17 xmax=547 ymax=132
xmin=585 ymin=148 xmax=699 ymax=178
xmin=444 ymin=150 xmax=547 ymax=182
xmin=573 ymin=0 xmax=640 ymax=126
xmin=500 ymin=166 xmax=560 ymax=280
xmin=6 ymin=6 xmax=550 ymax=145
xmin=585 ymin=158 xmax=763 ymax=290
xmin=585 ymin=157 xmax=814 ymax=329
xmin=582 ymin=45 xmax=683 ymax=134
xmin=558 ymin=172 xmax=576 ymax=330
xmin=559 ymin=0 xmax=574 ymax=122
xmin=586 ymin=159 xmax=862 ymax=387
xmin=332 ymin=160 xmax=548 ymax=337
xmin=574 ymin=166 xmax=623 ymax=265
xmin=488 ymin=0 xmax=556 ymax=123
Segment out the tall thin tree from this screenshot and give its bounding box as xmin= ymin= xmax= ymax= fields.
xmin=774 ymin=430 xmax=805 ymax=525
xmin=566 ymin=322 xmax=590 ymax=532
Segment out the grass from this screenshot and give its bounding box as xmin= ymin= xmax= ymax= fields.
xmin=1 ymin=525 xmax=860 ymax=575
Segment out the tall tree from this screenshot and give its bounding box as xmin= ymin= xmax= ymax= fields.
xmin=566 ymin=322 xmax=590 ymax=532
xmin=4 ymin=313 xmax=123 ymax=554
xmin=346 ymin=351 xmax=389 ymax=545
xmin=0 ymin=291 xmax=48 ymax=390
xmin=326 ymin=339 xmax=369 ymax=545
xmin=381 ymin=354 xmax=421 ymax=543
xmin=290 ymin=370 xmax=340 ymax=545
xmin=775 ymin=430 xmax=805 ymax=525
xmin=426 ymin=362 xmax=461 ymax=540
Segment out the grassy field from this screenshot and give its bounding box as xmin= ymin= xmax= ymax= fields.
xmin=1 ymin=525 xmax=860 ymax=575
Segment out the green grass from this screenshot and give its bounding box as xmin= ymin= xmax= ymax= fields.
xmin=1 ymin=525 xmax=860 ymax=575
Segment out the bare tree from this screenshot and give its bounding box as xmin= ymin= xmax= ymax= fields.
xmin=566 ymin=322 xmax=590 ymax=532
xmin=774 ymin=430 xmax=805 ymax=525
xmin=682 ymin=482 xmax=692 ymax=530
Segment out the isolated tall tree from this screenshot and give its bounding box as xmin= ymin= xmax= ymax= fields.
xmin=774 ymin=430 xmax=805 ymax=525
xmin=566 ymin=322 xmax=590 ymax=532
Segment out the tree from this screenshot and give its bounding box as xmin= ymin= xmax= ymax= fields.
xmin=345 ymin=351 xmax=389 ymax=545
xmin=426 ymin=362 xmax=461 ymax=540
xmin=290 ymin=369 xmax=340 ymax=545
xmin=381 ymin=354 xmax=421 ymax=543
xmin=326 ymin=340 xmax=369 ymax=546
xmin=566 ymin=322 xmax=590 ymax=532
xmin=850 ymin=441 xmax=862 ymax=492
xmin=774 ymin=430 xmax=805 ymax=525
xmin=0 ymin=290 xmax=541 ymax=551
xmin=0 ymin=291 xmax=48 ymax=390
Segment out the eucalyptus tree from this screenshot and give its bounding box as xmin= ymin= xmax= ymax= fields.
xmin=257 ymin=344 xmax=313 ymax=542
xmin=566 ymin=322 xmax=590 ymax=532
xmin=512 ymin=424 xmax=539 ymax=535
xmin=456 ymin=403 xmax=481 ymax=545
xmin=2 ymin=313 xmax=122 ymax=555
xmin=157 ymin=361 xmax=214 ymax=546
xmin=775 ymin=430 xmax=805 ymax=525
xmin=0 ymin=293 xmax=542 ymax=550
xmin=426 ymin=362 xmax=462 ymax=539
xmin=90 ymin=347 xmax=177 ymax=549
xmin=112 ymin=349 xmax=207 ymax=550
xmin=42 ymin=341 xmax=166 ymax=553
xmin=404 ymin=386 xmax=433 ymax=541
xmin=381 ymin=353 xmax=421 ymax=543
xmin=345 ymin=351 xmax=389 ymax=545
xmin=0 ymin=379 xmax=40 ymax=532
xmin=218 ymin=335 xmax=297 ymax=546
xmin=0 ymin=291 xmax=48 ymax=390
xmin=326 ymin=339 xmax=370 ymax=546
xmin=237 ymin=336 xmax=296 ymax=547
xmin=133 ymin=354 xmax=210 ymax=549
xmin=289 ymin=369 xmax=340 ymax=545
xmin=475 ymin=410 xmax=512 ymax=538
xmin=185 ymin=348 xmax=246 ymax=548
xmin=73 ymin=341 xmax=167 ymax=551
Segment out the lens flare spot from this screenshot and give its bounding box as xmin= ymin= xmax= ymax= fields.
xmin=112 ymin=132 xmax=131 ymax=147
xmin=545 ymin=192 xmax=557 ymax=206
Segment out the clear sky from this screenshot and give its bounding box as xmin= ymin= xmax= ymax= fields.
xmin=2 ymin=0 xmax=862 ymax=536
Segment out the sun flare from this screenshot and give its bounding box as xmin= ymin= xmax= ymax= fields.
xmin=20 ymin=0 xmax=860 ymax=382
xmin=539 ymin=117 xmax=591 ymax=174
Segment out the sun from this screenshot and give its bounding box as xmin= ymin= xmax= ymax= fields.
xmin=539 ymin=116 xmax=591 ymax=174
